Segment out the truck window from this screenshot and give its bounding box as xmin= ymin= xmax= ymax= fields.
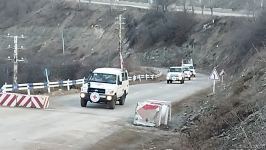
xmin=122 ymin=72 xmax=128 ymax=81
xmin=125 ymin=72 xmax=128 ymax=80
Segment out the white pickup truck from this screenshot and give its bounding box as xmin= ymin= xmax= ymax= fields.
xmin=80 ymin=68 xmax=129 ymax=109
xmin=183 ymin=66 xmax=192 ymax=80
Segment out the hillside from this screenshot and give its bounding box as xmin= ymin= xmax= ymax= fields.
xmin=0 ymin=0 xmax=146 ymax=84
xmin=0 ymin=0 xmax=265 ymax=149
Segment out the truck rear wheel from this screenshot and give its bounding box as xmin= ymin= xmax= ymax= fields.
xmin=81 ymin=99 xmax=87 ymax=107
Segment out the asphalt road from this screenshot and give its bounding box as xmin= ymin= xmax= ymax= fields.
xmin=0 ymin=73 xmax=211 ymax=150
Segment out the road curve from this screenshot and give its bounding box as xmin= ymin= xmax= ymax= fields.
xmin=0 ymin=73 xmax=211 ymax=150
xmin=78 ymin=0 xmax=253 ymax=17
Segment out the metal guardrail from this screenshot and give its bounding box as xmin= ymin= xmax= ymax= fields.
xmin=0 ymin=79 xmax=85 ymax=95
xmin=0 ymin=73 xmax=162 ymax=95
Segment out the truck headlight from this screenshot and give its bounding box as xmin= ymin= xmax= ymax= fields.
xmin=80 ymin=93 xmax=86 ymax=98
xmin=106 ymin=96 xmax=112 ymax=100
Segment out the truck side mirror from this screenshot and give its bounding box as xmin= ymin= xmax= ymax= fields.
xmin=118 ymin=81 xmax=122 ymax=85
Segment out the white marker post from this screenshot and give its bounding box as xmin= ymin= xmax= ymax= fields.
xmin=219 ymin=69 xmax=225 ymax=84
xmin=209 ymin=68 xmax=220 ymax=94
xmin=45 ymin=68 xmax=51 ymax=93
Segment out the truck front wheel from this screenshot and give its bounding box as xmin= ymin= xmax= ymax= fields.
xmin=108 ymin=95 xmax=117 ymax=109
xmin=108 ymin=99 xmax=116 ymax=109
xmin=119 ymin=93 xmax=126 ymax=105
xmin=81 ymin=99 xmax=87 ymax=107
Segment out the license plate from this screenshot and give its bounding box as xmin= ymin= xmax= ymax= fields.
xmin=172 ymin=77 xmax=177 ymax=80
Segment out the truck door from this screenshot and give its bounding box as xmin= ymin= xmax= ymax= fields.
xmin=117 ymin=74 xmax=123 ymax=98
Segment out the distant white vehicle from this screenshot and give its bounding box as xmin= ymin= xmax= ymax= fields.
xmin=182 ymin=66 xmax=192 ymax=80
xmin=166 ymin=66 xmax=185 ymax=84
xmin=80 ymin=68 xmax=129 ymax=109
xmin=182 ymin=59 xmax=196 ymax=77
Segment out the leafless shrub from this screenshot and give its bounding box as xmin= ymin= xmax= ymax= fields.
xmin=125 ymin=11 xmax=197 ymax=52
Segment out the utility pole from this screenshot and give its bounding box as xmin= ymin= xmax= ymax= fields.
xmin=62 ymin=28 xmax=65 ymax=55
xmin=119 ymin=14 xmax=123 ymax=69
xmin=6 ymin=34 xmax=25 ymax=84
xmin=117 ymin=14 xmax=125 ymax=69
xmin=58 ymin=24 xmax=65 ymax=55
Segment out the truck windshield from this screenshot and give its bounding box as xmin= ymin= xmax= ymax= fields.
xmin=170 ymin=68 xmax=182 ymax=72
xmin=89 ymin=73 xmax=117 ymax=84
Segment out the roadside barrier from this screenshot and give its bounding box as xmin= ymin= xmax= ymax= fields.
xmin=31 ymin=95 xmax=49 ymax=109
xmin=0 ymin=93 xmax=49 ymax=109
xmin=16 ymin=94 xmax=31 ymax=108
xmin=0 ymin=93 xmax=17 ymax=107
xmin=133 ymin=100 xmax=171 ymax=127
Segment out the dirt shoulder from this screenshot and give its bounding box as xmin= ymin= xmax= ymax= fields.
xmin=88 ymin=89 xmax=210 ymax=150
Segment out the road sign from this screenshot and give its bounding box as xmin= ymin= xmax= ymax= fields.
xmin=209 ymin=68 xmax=220 ymax=94
xmin=219 ymin=69 xmax=225 ymax=76
xmin=209 ymin=68 xmax=220 ymax=80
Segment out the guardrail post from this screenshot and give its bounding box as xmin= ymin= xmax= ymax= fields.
xmin=47 ymin=81 xmax=51 ymax=93
xmin=151 ymin=75 xmax=154 ymax=80
xmin=145 ymin=74 xmax=148 ymax=80
xmin=67 ymin=79 xmax=70 ymax=91
xmin=1 ymin=83 xmax=7 ymax=93
xmin=27 ymin=84 xmax=31 ymax=95
xmin=138 ymin=75 xmax=141 ymax=82
xmin=133 ymin=75 xmax=136 ymax=81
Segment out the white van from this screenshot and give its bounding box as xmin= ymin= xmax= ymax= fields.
xmin=80 ymin=68 xmax=129 ymax=109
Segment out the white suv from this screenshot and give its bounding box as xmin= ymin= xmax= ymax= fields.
xmin=80 ymin=68 xmax=129 ymax=109
xmin=166 ymin=67 xmax=185 ymax=84
xmin=182 ymin=64 xmax=196 ymax=77
xmin=183 ymin=66 xmax=192 ymax=80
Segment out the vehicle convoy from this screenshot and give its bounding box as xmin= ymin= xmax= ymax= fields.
xmin=80 ymin=68 xmax=129 ymax=109
xmin=166 ymin=66 xmax=185 ymax=84
xmin=183 ymin=66 xmax=192 ymax=80
xmin=182 ymin=58 xmax=196 ymax=77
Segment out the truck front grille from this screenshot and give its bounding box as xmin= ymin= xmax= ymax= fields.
xmin=88 ymin=88 xmax=105 ymax=94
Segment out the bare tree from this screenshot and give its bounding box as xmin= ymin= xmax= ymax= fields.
xmin=200 ymin=0 xmax=204 ymax=15
xmin=248 ymin=0 xmax=257 ymax=19
xmin=261 ymin=0 xmax=265 ymax=9
xmin=153 ymin=0 xmax=174 ymax=12
xmin=182 ymin=0 xmax=187 ymax=13
xmin=209 ymin=0 xmax=213 ymax=16
xmin=190 ymin=0 xmax=194 ymax=14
